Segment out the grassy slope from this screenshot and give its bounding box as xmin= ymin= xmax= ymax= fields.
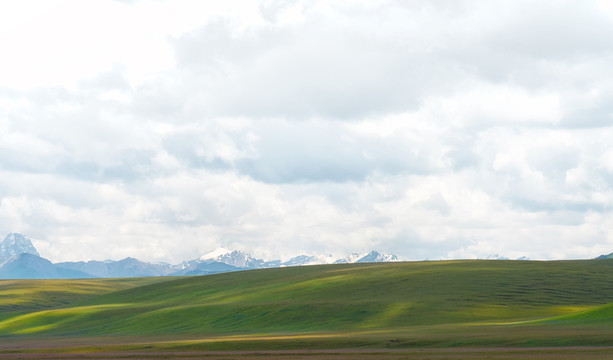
xmin=0 ymin=277 xmax=170 ymax=315
xmin=1 ymin=260 xmax=613 ymax=349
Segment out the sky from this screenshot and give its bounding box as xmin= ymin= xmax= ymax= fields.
xmin=1 ymin=0 xmax=613 ymax=263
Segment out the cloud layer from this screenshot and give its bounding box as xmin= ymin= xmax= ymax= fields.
xmin=1 ymin=0 xmax=613 ymax=262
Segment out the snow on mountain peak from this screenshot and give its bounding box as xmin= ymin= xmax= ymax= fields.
xmin=0 ymin=233 xmax=40 ymax=259
xmin=283 ymin=254 xmax=337 ymax=266
xmin=199 ymin=247 xmax=231 ymax=261
xmin=198 ymin=248 xmax=264 ymax=268
xmin=327 ymin=251 xmax=401 ymax=264
xmin=334 ymin=252 xmax=363 ymax=264
xmin=197 ymin=247 xmax=402 ymax=268
xmin=354 ymin=250 xmax=400 ymax=263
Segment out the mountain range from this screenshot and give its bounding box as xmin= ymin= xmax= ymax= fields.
xmin=0 ymin=233 xmax=403 ymax=279
xmin=2 ymin=233 xmax=606 ymax=280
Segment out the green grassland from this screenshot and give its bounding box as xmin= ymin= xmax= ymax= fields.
xmin=0 ymin=277 xmax=170 ymax=314
xmin=2 ymin=260 xmax=613 ymax=356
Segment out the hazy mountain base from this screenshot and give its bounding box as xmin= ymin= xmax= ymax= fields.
xmin=0 ymin=253 xmax=93 ymax=279
xmin=1 ymin=260 xmax=613 ymax=356
xmin=0 ymin=232 xmax=404 ymax=279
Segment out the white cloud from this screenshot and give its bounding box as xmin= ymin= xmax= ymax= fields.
xmin=1 ymin=0 xmax=613 ymax=263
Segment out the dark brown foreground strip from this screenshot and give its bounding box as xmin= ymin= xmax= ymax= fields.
xmin=2 ymin=348 xmax=613 ymax=360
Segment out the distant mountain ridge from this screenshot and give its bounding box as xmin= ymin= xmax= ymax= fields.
xmin=56 ymin=257 xmax=176 ymax=278
xmin=0 ymin=253 xmax=93 ymax=279
xmin=3 ymin=233 xmax=595 ymax=280
xmin=195 ymin=248 xmax=401 ymax=268
xmin=0 ymin=233 xmax=404 ymax=279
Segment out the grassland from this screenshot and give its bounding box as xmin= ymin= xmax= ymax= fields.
xmin=1 ymin=260 xmax=613 ymax=358
xmin=0 ymin=277 xmax=170 ymax=314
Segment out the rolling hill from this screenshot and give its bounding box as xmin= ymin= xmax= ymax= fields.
xmin=1 ymin=259 xmax=613 ymax=355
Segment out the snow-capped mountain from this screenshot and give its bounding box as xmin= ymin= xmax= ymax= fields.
xmin=0 ymin=232 xmax=404 ymax=279
xmin=483 ymin=254 xmax=530 ymax=260
xmin=0 ymin=233 xmax=39 ymax=260
xmin=199 ymin=247 xmax=231 ymax=261
xmin=332 ymin=251 xmax=400 ymax=264
xmin=178 ymin=248 xmax=279 ymax=275
xmin=334 ymin=253 xmax=363 ymax=264
xmin=283 ymin=254 xmax=337 ymax=266
xmin=354 ymin=250 xmax=400 ymax=263
xmin=198 ymin=248 xmax=279 ymax=268
xmin=196 ymin=249 xmax=401 ymax=268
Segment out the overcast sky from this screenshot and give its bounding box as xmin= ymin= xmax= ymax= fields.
xmin=1 ymin=0 xmax=613 ymax=263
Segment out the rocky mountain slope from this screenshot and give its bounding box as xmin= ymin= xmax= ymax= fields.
xmin=0 ymin=233 xmax=39 ymax=260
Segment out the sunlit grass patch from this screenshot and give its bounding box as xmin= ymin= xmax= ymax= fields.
xmin=0 ymin=277 xmax=169 ymax=313
xmin=538 ymin=302 xmax=613 ymax=324
xmin=0 ymin=304 xmax=131 ymax=335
